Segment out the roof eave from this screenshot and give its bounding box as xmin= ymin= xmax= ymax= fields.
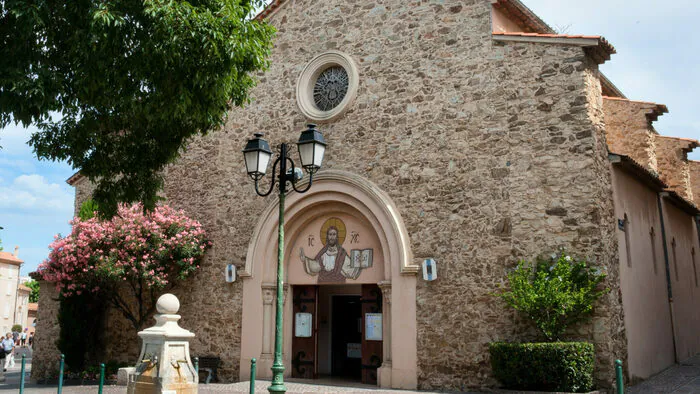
xmin=609 ymin=153 xmax=667 ymax=191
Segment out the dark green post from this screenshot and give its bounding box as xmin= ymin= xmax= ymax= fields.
xmin=194 ymin=357 xmax=199 ymax=378
xmin=98 ymin=363 xmax=105 ymax=394
xmin=19 ymin=354 xmax=26 ymax=393
xmin=57 ymin=354 xmax=65 ymax=394
xmin=615 ymin=359 xmax=624 ymax=394
xmin=268 ymin=145 xmax=289 ymax=394
xmin=250 ymin=358 xmax=257 ymax=394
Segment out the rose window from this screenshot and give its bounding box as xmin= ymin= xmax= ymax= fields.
xmin=313 ymin=66 xmax=349 ymax=111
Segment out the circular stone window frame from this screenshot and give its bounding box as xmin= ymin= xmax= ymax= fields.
xmin=296 ymin=51 xmax=359 ymax=123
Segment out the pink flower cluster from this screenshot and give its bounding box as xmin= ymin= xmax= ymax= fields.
xmin=36 ymin=203 xmax=211 ymax=297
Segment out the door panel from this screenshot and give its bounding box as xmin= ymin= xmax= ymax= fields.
xmin=331 ymin=295 xmax=362 ymax=379
xmin=292 ymin=285 xmax=318 ymax=379
xmin=361 ymin=284 xmax=383 ymax=385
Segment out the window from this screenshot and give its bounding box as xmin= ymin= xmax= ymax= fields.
xmin=623 ymin=214 xmax=632 ymax=267
xmin=296 ymin=51 xmax=360 ymax=122
xmin=692 ymin=248 xmax=698 ymax=287
xmin=6 ymin=282 xmax=11 ymax=295
xmin=650 ymin=227 xmax=658 ymax=275
xmin=3 ymin=304 xmax=9 ymax=318
xmin=671 ymin=238 xmax=679 ymax=282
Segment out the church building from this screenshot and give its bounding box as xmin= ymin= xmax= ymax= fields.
xmin=33 ymin=0 xmax=700 ymax=391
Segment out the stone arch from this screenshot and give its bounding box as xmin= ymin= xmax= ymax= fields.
xmin=239 ymin=170 xmax=418 ymax=389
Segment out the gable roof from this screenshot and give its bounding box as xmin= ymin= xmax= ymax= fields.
xmin=256 ymin=0 xmax=556 ymax=33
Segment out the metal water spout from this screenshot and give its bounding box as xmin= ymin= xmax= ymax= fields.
xmin=127 ymin=293 xmax=198 ymax=394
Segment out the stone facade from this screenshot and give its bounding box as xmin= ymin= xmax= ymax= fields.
xmin=655 ymin=136 xmax=698 ymax=202
xmin=690 ymin=161 xmax=700 ymax=206
xmin=603 ymin=97 xmax=665 ymax=173
xmin=31 ymin=282 xmax=61 ymax=380
xmin=35 ymin=0 xmax=700 ymax=391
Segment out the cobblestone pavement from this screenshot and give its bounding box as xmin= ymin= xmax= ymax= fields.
xmin=627 ymin=354 xmax=700 ymax=393
xmin=0 ymin=380 xmax=457 ymax=393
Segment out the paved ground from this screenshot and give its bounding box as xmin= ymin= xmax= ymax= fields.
xmin=627 ymin=354 xmax=700 ymax=394
xmin=1 ymin=352 xmax=699 ymax=393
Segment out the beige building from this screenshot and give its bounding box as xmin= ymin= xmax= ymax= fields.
xmin=0 ymin=248 xmax=24 ymax=334
xmin=15 ymin=284 xmax=31 ymax=336
xmin=34 ymin=0 xmax=700 ymax=390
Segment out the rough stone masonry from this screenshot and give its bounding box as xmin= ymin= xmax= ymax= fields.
xmin=34 ymin=0 xmax=627 ymax=390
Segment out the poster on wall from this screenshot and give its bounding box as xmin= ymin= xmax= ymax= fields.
xmin=365 ymin=313 xmax=382 ymax=341
xmin=295 ymin=313 xmax=312 ymax=338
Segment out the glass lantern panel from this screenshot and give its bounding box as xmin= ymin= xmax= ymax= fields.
xmin=244 ymin=151 xmax=259 ymax=175
xmin=299 ymin=143 xmax=314 ymax=169
xmin=258 ymin=151 xmax=271 ymax=174
xmin=313 ymin=144 xmax=325 ymax=168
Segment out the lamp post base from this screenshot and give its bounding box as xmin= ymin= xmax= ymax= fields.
xmin=268 ymin=364 xmax=287 ymax=394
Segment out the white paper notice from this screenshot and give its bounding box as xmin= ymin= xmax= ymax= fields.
xmin=295 ymin=312 xmax=312 ymax=338
xmin=365 ymin=313 xmax=382 ymax=341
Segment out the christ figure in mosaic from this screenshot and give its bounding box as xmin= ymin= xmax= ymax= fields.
xmin=299 ymin=218 xmax=360 ymax=282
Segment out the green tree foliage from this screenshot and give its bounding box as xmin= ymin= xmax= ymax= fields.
xmin=11 ymin=324 xmax=22 ymax=333
xmin=489 ymin=342 xmax=595 ymax=392
xmin=78 ymin=199 xmax=100 ymax=221
xmin=25 ymin=279 xmax=40 ymax=303
xmin=1 ymin=0 xmax=275 ymax=217
xmin=495 ymin=253 xmax=608 ymax=341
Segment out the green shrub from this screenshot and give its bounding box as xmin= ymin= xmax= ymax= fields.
xmin=11 ymin=324 xmax=22 ymax=333
xmin=490 ymin=342 xmax=595 ymax=392
xmin=495 ymin=253 xmax=608 ymax=341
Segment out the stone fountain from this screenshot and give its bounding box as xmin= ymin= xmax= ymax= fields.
xmin=127 ymin=293 xmax=198 ymax=394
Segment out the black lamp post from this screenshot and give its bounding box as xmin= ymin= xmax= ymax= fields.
xmin=242 ymin=124 xmax=326 ymax=394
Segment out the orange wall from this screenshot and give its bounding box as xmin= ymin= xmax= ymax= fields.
xmin=611 ymin=168 xmax=675 ymax=380
xmin=491 ymin=7 xmax=523 ymax=33
xmin=661 ymin=199 xmax=700 ymax=362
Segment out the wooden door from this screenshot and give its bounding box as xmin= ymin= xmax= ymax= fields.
xmin=361 ymin=284 xmax=383 ymax=385
xmin=291 ymin=285 xmax=318 ymax=379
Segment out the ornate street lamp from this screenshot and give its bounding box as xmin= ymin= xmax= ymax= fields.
xmin=242 ymin=124 xmax=326 ymax=394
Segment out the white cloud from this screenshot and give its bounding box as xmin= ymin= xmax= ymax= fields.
xmin=0 ymin=174 xmax=73 ymax=213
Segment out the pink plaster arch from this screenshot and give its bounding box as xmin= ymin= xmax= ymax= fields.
xmin=239 ymin=170 xmax=418 ymax=389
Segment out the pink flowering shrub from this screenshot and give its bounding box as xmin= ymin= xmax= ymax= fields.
xmin=35 ymin=203 xmax=211 ymax=328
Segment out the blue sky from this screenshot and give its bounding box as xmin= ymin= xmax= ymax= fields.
xmin=0 ymin=0 xmax=698 ymax=275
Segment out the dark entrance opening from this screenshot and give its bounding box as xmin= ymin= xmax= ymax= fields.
xmin=331 ymin=295 xmax=362 ymax=380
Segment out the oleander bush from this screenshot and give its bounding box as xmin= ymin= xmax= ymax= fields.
xmin=489 ymin=342 xmax=595 ymax=392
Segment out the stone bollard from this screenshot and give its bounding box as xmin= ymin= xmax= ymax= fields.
xmin=127 ymin=294 xmax=198 ymax=394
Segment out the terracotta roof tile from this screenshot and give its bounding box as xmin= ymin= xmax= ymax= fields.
xmin=28 ymin=303 xmax=38 ymax=311
xmin=0 ymin=251 xmax=23 ymax=265
xmin=255 ymin=0 xmax=285 ymax=21
xmin=17 ymin=284 xmax=31 ymax=292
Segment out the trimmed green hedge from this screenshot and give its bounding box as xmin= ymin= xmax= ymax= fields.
xmin=489 ymin=342 xmax=595 ymax=393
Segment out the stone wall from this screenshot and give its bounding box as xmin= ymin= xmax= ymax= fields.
xmin=602 ymin=97 xmax=662 ymax=172
xmin=37 ymin=0 xmax=627 ymax=389
xmin=655 ymin=136 xmax=696 ymax=202
xmin=31 ymin=281 xmax=61 ymax=381
xmin=690 ymin=161 xmax=700 ymax=206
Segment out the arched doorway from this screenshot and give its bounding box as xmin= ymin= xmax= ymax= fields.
xmin=239 ymin=170 xmax=418 ymax=389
